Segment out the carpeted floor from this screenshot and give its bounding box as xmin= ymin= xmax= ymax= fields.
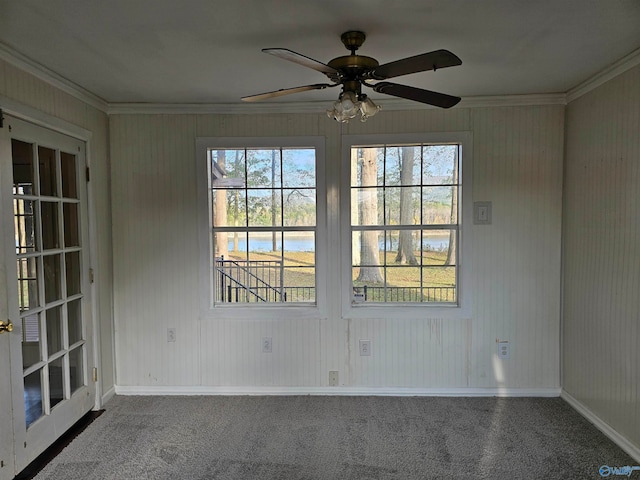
xmin=31 ymin=395 xmax=636 ymax=479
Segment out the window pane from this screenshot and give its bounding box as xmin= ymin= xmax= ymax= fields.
xmin=65 ymin=251 xmax=81 ymax=296
xmin=422 ymin=186 xmax=457 ymax=224
xmin=386 ymin=145 xmax=421 ymax=186
xmin=247 ymin=189 xmax=280 ymax=226
xmin=211 ymin=149 xmax=246 ymax=188
xmin=14 ymin=199 xmax=37 ymax=253
xmin=61 ymin=152 xmax=77 ymax=198
xmin=63 ymin=203 xmax=80 ymax=247
xmin=46 ymin=306 xmax=63 ymax=356
xmin=12 ymin=139 xmax=35 ymax=195
xmin=24 ymin=369 xmax=43 ymax=427
xmin=387 ymin=229 xmax=421 ymax=266
xmin=283 ymin=188 xmax=315 ymax=226
xmin=384 ymin=269 xmax=421 ymax=302
xmin=351 ymin=147 xmax=383 ymax=187
xmin=385 ymin=187 xmax=420 ymax=226
xmin=422 ymin=230 xmax=456 ymax=266
xmin=41 ymin=202 xmax=60 ymax=250
xmin=49 ymin=356 xmax=64 ymax=408
xmin=22 ymin=313 xmax=41 ymax=369
xmin=248 ymin=231 xmax=281 ymax=256
xmin=422 ymin=145 xmax=457 ymax=184
xmin=69 ymin=346 xmax=84 ymax=394
xmin=422 ymin=266 xmax=457 ymax=302
xmin=38 ymin=146 xmax=58 ymax=197
xmin=67 ymin=299 xmax=83 ymax=345
xmin=282 ymin=148 xmax=315 ymax=188
xmin=352 ymin=230 xmax=383 ymax=267
xmin=247 ymin=149 xmax=279 ymax=188
xmin=282 ymin=267 xmax=315 ymax=302
xmin=17 ymin=257 xmax=39 ymax=312
xmin=283 ymin=231 xmax=314 ymax=256
xmin=212 ymin=188 xmax=246 ymax=228
xmin=352 ymin=188 xmax=383 ymax=226
xmin=43 ymin=254 xmax=62 ymax=303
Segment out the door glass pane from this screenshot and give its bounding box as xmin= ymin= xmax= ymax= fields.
xmin=12 ymin=139 xmax=35 ymax=195
xmin=69 ymin=347 xmax=84 ymax=394
xmin=49 ymin=357 xmax=64 ymax=408
xmin=24 ymin=369 xmax=43 ymax=428
xmin=41 ymin=202 xmax=60 ymax=250
xmin=38 ymin=146 xmax=57 ymax=197
xmin=65 ymin=251 xmax=81 ymax=296
xmin=43 ymin=254 xmax=62 ymax=303
xmin=22 ymin=313 xmax=41 ymax=370
xmin=14 ymin=199 xmax=37 ymax=253
xmin=46 ymin=306 xmax=63 ymax=356
xmin=63 ymin=203 xmax=79 ymax=247
xmin=67 ymin=299 xmax=82 ymax=345
xmin=17 ymin=257 xmax=39 ymax=312
xmin=61 ymin=152 xmax=77 ymax=198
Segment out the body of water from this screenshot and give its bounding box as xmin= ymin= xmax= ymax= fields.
xmin=226 ymin=233 xmax=450 ymax=252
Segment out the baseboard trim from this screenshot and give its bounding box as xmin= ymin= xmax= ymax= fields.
xmin=561 ymin=390 xmax=640 ymax=463
xmin=101 ymin=386 xmax=116 ymax=406
xmin=114 ymin=385 xmax=560 ymax=397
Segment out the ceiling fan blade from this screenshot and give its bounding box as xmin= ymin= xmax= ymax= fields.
xmin=263 ymin=48 xmax=338 ymax=75
xmin=242 ymin=83 xmax=335 ymax=102
xmin=372 ymin=82 xmax=461 ymax=108
xmin=371 ymin=49 xmax=462 ymax=80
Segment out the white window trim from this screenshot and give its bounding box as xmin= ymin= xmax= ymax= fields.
xmin=196 ymin=136 xmax=328 ymax=320
xmin=340 ymin=132 xmax=473 ymax=319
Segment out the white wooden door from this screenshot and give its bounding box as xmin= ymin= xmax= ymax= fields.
xmin=0 ymin=115 xmax=95 ymax=477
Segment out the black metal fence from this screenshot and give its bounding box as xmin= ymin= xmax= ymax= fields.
xmin=354 ymin=285 xmax=456 ymax=303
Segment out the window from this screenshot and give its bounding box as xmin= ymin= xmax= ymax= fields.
xmin=198 ymin=137 xmax=325 ymax=309
xmin=343 ymin=133 xmax=471 ymax=312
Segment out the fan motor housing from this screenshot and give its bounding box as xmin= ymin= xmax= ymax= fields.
xmin=327 ymin=55 xmax=379 ymax=78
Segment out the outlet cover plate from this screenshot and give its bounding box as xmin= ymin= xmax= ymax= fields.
xmin=329 ymin=371 xmax=339 ymax=386
xmin=497 ymin=341 xmax=510 ymax=359
xmin=359 ymin=340 xmax=371 ymax=356
xmin=262 ymin=337 xmax=272 ymax=353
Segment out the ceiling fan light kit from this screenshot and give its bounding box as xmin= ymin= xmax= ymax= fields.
xmin=242 ymin=31 xmax=462 ymax=122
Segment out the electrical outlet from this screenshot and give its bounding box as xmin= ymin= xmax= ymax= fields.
xmin=497 ymin=341 xmax=510 ymax=359
xmin=329 ymin=371 xmax=339 ymax=386
xmin=167 ymin=328 xmax=176 ymax=343
xmin=262 ymin=337 xmax=272 ymax=353
xmin=359 ymin=339 xmax=371 ymax=356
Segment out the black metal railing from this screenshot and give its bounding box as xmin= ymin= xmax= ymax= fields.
xmin=355 ymin=286 xmax=456 ymax=303
xmin=215 ymin=258 xmax=284 ymax=303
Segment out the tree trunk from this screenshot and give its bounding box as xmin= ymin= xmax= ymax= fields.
xmin=395 ymin=146 xmax=418 ymax=265
xmin=214 ymin=150 xmax=228 ymax=258
xmin=357 ymin=148 xmax=383 ymax=283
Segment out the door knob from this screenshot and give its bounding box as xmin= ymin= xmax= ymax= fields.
xmin=0 ymin=320 xmax=13 ymax=334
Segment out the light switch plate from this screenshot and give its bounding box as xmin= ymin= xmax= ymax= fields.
xmin=474 ymin=201 xmax=492 ymax=225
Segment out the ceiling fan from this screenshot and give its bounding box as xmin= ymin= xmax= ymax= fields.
xmin=242 ymin=31 xmax=462 ymax=122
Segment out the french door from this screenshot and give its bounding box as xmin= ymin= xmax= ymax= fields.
xmin=0 ymin=115 xmax=95 ymax=478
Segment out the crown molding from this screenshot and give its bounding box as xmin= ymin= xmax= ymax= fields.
xmin=566 ymin=46 xmax=640 ymax=103
xmin=4 ymin=38 xmax=637 ymax=116
xmin=107 ymin=93 xmax=567 ymax=115
xmin=0 ymin=42 xmax=109 ymax=113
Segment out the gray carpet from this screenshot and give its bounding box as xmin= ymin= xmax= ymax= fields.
xmin=32 ymin=395 xmax=636 ymax=479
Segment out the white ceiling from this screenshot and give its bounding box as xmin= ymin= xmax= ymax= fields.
xmin=1 ymin=0 xmax=639 ymax=107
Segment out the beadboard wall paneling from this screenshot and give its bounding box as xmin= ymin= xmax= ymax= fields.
xmin=563 ymin=65 xmax=640 ymax=449
xmin=110 ymin=114 xmax=201 ymax=386
xmin=0 ymin=59 xmax=115 ymax=396
xmin=110 ymin=105 xmax=564 ymax=391
xmin=470 ymin=106 xmax=564 ymax=389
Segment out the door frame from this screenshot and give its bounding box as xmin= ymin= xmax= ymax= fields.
xmin=0 ymin=97 xmax=104 ymax=476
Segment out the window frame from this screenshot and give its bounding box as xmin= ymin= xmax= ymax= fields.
xmin=340 ymin=132 xmax=473 ymax=319
xmin=196 ymin=136 xmax=327 ymax=320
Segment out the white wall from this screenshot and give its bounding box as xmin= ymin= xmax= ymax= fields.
xmin=0 ymin=59 xmax=115 ymax=396
xmin=111 ymin=105 xmax=564 ymax=393
xmin=563 ymin=65 xmax=640 ymax=451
